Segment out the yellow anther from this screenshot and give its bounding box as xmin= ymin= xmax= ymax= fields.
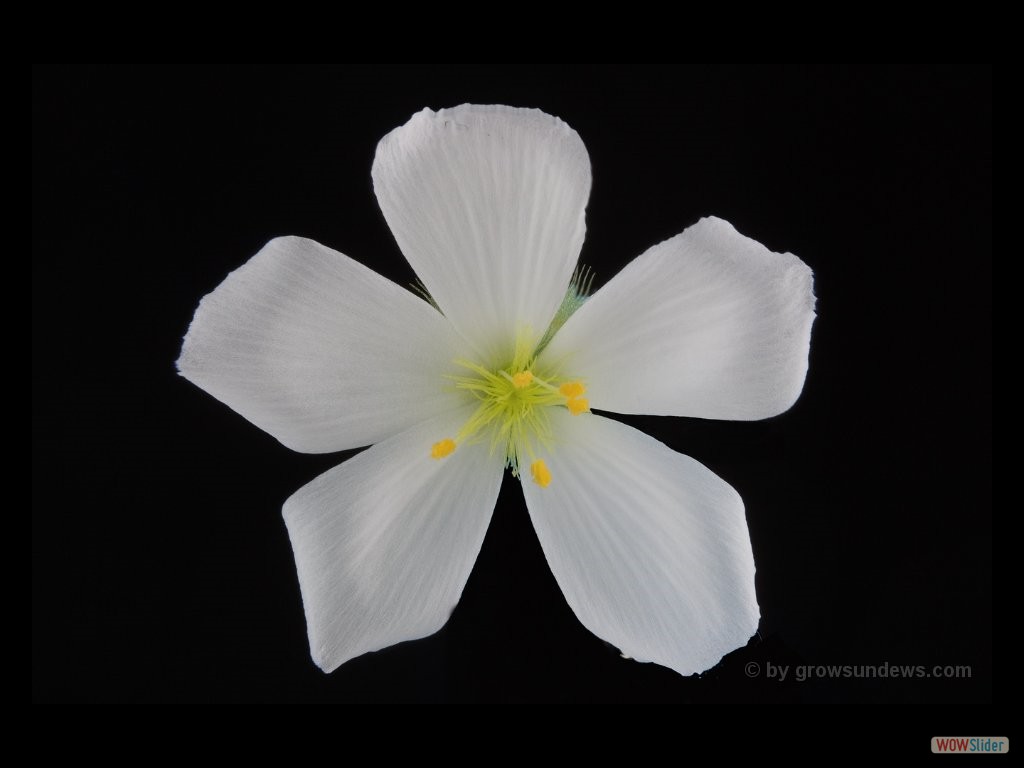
xmin=566 ymin=397 xmax=590 ymax=416
xmin=531 ymin=459 xmax=552 ymax=488
xmin=559 ymin=381 xmax=586 ymax=399
xmin=430 ymin=438 xmax=456 ymax=459
xmin=511 ymin=370 xmax=534 ymax=388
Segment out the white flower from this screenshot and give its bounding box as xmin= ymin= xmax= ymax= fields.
xmin=177 ymin=104 xmax=816 ymax=677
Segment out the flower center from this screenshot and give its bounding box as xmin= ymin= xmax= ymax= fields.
xmin=429 ymin=331 xmax=589 ymax=487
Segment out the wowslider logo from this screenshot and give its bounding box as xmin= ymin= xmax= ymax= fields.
xmin=932 ymin=737 xmax=1009 ymax=754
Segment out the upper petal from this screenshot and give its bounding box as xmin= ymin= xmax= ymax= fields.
xmin=283 ymin=407 xmax=504 ymax=672
xmin=521 ymin=410 xmax=759 ymax=676
xmin=372 ymin=105 xmax=591 ymax=365
xmin=177 ymin=236 xmax=469 ymax=453
xmin=541 ymin=217 xmax=816 ymax=420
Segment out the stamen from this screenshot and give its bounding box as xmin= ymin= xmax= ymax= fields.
xmin=566 ymin=397 xmax=590 ymax=416
xmin=559 ymin=381 xmax=586 ymax=399
xmin=511 ymin=371 xmax=534 ymax=389
xmin=431 ymin=438 xmax=456 ymax=459
xmin=531 ymin=459 xmax=552 ymax=488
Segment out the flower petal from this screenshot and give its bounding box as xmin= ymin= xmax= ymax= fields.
xmin=541 ymin=217 xmax=816 ymax=420
xmin=177 ymin=236 xmax=469 ymax=453
xmin=521 ymin=410 xmax=759 ymax=676
xmin=372 ymin=105 xmax=591 ymax=364
xmin=283 ymin=407 xmax=504 ymax=672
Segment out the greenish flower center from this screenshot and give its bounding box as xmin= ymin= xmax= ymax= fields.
xmin=428 ymin=267 xmax=595 ymax=487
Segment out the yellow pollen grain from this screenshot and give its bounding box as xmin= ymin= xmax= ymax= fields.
xmin=559 ymin=381 xmax=586 ymax=398
xmin=511 ymin=371 xmax=534 ymax=389
xmin=531 ymin=459 xmax=552 ymax=488
xmin=566 ymin=397 xmax=590 ymax=416
xmin=430 ymin=438 xmax=456 ymax=459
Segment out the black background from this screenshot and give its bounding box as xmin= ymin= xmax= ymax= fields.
xmin=33 ymin=66 xmax=992 ymax=707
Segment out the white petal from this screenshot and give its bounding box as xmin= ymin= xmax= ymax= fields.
xmin=372 ymin=105 xmax=591 ymax=365
xmin=522 ymin=410 xmax=759 ymax=676
xmin=283 ymin=407 xmax=504 ymax=672
xmin=542 ymin=217 xmax=816 ymax=420
xmin=177 ymin=236 xmax=470 ymax=453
